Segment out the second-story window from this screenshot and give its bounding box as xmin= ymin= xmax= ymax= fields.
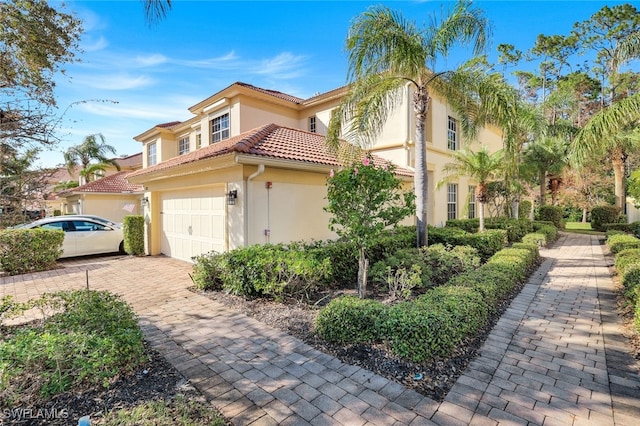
xmin=309 ymin=116 xmax=317 ymax=133
xmin=178 ymin=136 xmax=190 ymax=155
xmin=148 ymin=143 xmax=157 ymax=166
xmin=196 ymin=133 xmax=202 ymax=149
xmin=211 ymin=113 xmax=230 ymax=143
xmin=447 ymin=116 xmax=458 ymax=151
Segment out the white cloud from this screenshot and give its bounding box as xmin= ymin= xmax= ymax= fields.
xmin=135 ymin=54 xmax=168 ymax=67
xmin=252 ymin=52 xmax=308 ymax=79
xmin=82 ymin=35 xmax=108 ymax=52
xmin=78 ymin=100 xmax=188 ymax=122
xmin=73 ymin=73 xmax=155 ymax=90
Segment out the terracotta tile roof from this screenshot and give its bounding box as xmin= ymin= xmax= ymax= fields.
xmin=235 ymin=82 xmax=304 ymax=104
xmin=156 ymin=121 xmax=181 ymax=129
xmin=63 ymin=171 xmax=144 ymax=194
xmin=113 ymin=152 xmax=142 ymax=169
xmin=128 ymin=123 xmax=413 ymax=178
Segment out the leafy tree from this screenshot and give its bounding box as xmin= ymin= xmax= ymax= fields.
xmin=143 ymin=0 xmax=172 ymax=25
xmin=0 ymin=0 xmax=82 ymax=149
xmin=438 ymin=147 xmax=504 ymax=231
xmin=324 ymin=158 xmax=415 ymax=298
xmin=63 ymin=134 xmax=121 ymax=184
xmin=327 ymin=0 xmax=502 ymax=248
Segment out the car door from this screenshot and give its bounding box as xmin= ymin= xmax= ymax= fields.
xmin=71 ymin=220 xmax=118 ymax=255
xmin=39 ymin=220 xmax=76 ymax=257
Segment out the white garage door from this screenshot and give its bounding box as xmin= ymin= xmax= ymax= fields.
xmin=160 ymin=186 xmax=226 ymax=262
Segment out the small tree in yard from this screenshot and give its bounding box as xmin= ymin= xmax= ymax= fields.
xmin=325 ymin=158 xmax=415 ymax=298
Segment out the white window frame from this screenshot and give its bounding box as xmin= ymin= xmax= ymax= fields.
xmin=468 ymin=185 xmax=476 ymax=219
xmin=211 ymin=113 xmax=230 ymax=143
xmin=195 ymin=133 xmax=202 ymax=149
xmin=447 ymin=183 xmax=458 ymax=220
xmin=309 ymin=116 xmax=317 ymax=133
xmin=178 ymin=136 xmax=190 ymax=155
xmin=147 ymin=142 xmax=157 ymax=166
xmin=447 ymin=116 xmax=458 ymax=151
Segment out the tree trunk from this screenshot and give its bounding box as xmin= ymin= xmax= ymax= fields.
xmin=611 ymin=148 xmax=626 ymax=211
xmin=539 ymin=170 xmax=546 ymax=206
xmin=413 ymin=86 xmax=430 ymax=248
xmin=478 ymin=201 xmax=486 ymax=232
xmin=476 ymin=184 xmax=487 ymax=232
xmin=357 ymin=247 xmax=368 ymax=299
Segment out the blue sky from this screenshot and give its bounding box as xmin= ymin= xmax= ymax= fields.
xmin=41 ymin=0 xmax=633 ymax=168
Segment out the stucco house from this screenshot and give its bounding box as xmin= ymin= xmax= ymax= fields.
xmin=53 ymin=153 xmax=144 ymax=223
xmin=128 ymin=82 xmax=503 ymax=262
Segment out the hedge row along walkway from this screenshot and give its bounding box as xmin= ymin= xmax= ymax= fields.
xmin=1 ymin=232 xmax=639 ymax=425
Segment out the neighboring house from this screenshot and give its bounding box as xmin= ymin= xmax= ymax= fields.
xmin=53 ymin=153 xmax=143 ymax=222
xmin=56 ymin=171 xmax=145 ymax=223
xmin=129 ymin=82 xmax=502 ymax=262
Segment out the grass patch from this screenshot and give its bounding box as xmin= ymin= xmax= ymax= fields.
xmin=99 ymin=394 xmax=226 ymax=426
xmin=565 ymin=222 xmax=601 ymax=234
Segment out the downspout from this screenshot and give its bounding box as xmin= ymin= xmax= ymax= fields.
xmin=244 ymin=164 xmax=265 ymax=247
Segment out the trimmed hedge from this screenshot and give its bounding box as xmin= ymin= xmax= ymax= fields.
xmin=316 ymin=241 xmax=540 ymax=362
xmin=429 ymin=226 xmax=507 ymax=262
xmin=606 ymin=233 xmax=640 ymax=254
xmin=591 ymin=205 xmax=621 ymax=231
xmin=609 ymin=241 xmax=640 ymax=334
xmin=123 ymin=215 xmax=145 ymax=255
xmin=537 ymin=205 xmax=564 ymax=229
xmin=0 ymin=229 xmax=64 ymax=275
xmin=446 ymin=218 xmax=535 ymax=244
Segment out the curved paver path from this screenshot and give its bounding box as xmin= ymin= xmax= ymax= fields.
xmin=2 ymin=232 xmax=639 ymax=425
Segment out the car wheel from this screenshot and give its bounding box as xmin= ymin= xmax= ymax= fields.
xmin=119 ymin=241 xmax=125 ymax=254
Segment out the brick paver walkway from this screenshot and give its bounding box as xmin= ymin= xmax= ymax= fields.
xmin=2 ymin=232 xmax=639 ymax=425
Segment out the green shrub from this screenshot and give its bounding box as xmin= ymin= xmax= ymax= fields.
xmin=315 ymin=296 xmax=387 ymax=344
xmin=511 ymin=242 xmax=540 ymax=259
xmin=446 ymin=219 xmax=479 ymax=233
xmin=123 ymin=215 xmax=144 ymax=255
xmin=0 ymin=229 xmax=64 ymax=275
xmin=0 ymin=290 xmax=145 ymax=401
xmin=384 ymin=286 xmax=488 ymax=362
xmin=369 ymin=248 xmax=430 ymax=289
xmin=191 ymin=244 xmax=331 ymax=300
xmin=304 ymin=239 xmax=358 ymax=288
xmin=607 ymin=233 xmax=640 ymax=254
xmin=537 ymin=205 xmax=564 ymax=229
xmin=484 ymin=218 xmax=534 ymax=244
xmin=591 ymin=205 xmax=621 ymax=231
xmin=429 ymin=226 xmax=507 ymax=262
xmin=621 ymin=265 xmax=640 ymax=303
xmin=421 ymin=244 xmax=480 ymax=287
xmin=519 ymin=200 xmax=532 ymax=219
xmin=614 ymin=248 xmax=640 ymax=275
xmin=522 ymin=232 xmax=547 ymax=247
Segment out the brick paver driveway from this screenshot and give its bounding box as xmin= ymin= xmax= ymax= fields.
xmin=2 ymin=232 xmax=640 ymax=425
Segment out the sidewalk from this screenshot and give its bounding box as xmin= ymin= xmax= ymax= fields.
xmin=1 ymin=232 xmax=639 ymax=425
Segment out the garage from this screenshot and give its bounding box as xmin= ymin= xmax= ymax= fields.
xmin=160 ymin=186 xmax=226 ymax=262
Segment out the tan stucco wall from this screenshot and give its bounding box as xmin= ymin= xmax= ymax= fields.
xmin=63 ymin=193 xmax=141 ymax=223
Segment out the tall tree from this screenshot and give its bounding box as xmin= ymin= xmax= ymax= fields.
xmin=522 ymin=137 xmax=569 ymax=206
xmin=0 ymin=0 xmax=82 ymax=149
xmin=143 ymin=0 xmax=172 ymax=25
xmin=327 ymin=0 xmax=495 ymax=247
xmin=63 ymin=134 xmax=120 ymax=184
xmin=437 ymin=147 xmax=504 ymax=231
xmin=570 ymin=93 xmax=640 ymax=209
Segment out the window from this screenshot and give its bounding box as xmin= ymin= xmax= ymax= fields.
xmin=447 ymin=116 xmax=458 ymax=151
xmin=196 ymin=133 xmax=202 ymax=149
xmin=148 ymin=143 xmax=157 ymax=166
xmin=309 ymin=116 xmax=317 ymax=133
xmin=468 ymin=185 xmax=476 ymax=219
xmin=211 ymin=113 xmax=230 ymax=143
xmin=178 ymin=136 xmax=189 ymax=155
xmin=447 ymin=183 xmax=458 ymax=220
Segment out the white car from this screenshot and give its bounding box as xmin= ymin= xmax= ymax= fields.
xmin=21 ymin=217 xmax=125 ymax=258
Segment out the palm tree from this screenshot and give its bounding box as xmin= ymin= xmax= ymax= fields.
xmin=143 ymin=0 xmax=172 ymax=25
xmin=437 ymin=147 xmax=504 ymax=232
xmin=63 ymin=134 xmax=120 ymax=184
xmin=570 ymin=93 xmax=640 ymax=210
xmin=523 ymin=136 xmax=569 ymax=206
xmin=327 ymin=0 xmax=497 ymax=247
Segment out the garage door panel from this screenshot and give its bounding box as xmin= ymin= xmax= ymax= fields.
xmin=160 ymin=187 xmax=226 ymax=262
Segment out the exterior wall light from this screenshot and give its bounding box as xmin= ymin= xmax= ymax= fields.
xmin=227 ymin=190 xmax=238 ymax=205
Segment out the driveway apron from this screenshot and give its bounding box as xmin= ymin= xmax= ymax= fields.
xmin=1 ymin=232 xmax=639 ymax=425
